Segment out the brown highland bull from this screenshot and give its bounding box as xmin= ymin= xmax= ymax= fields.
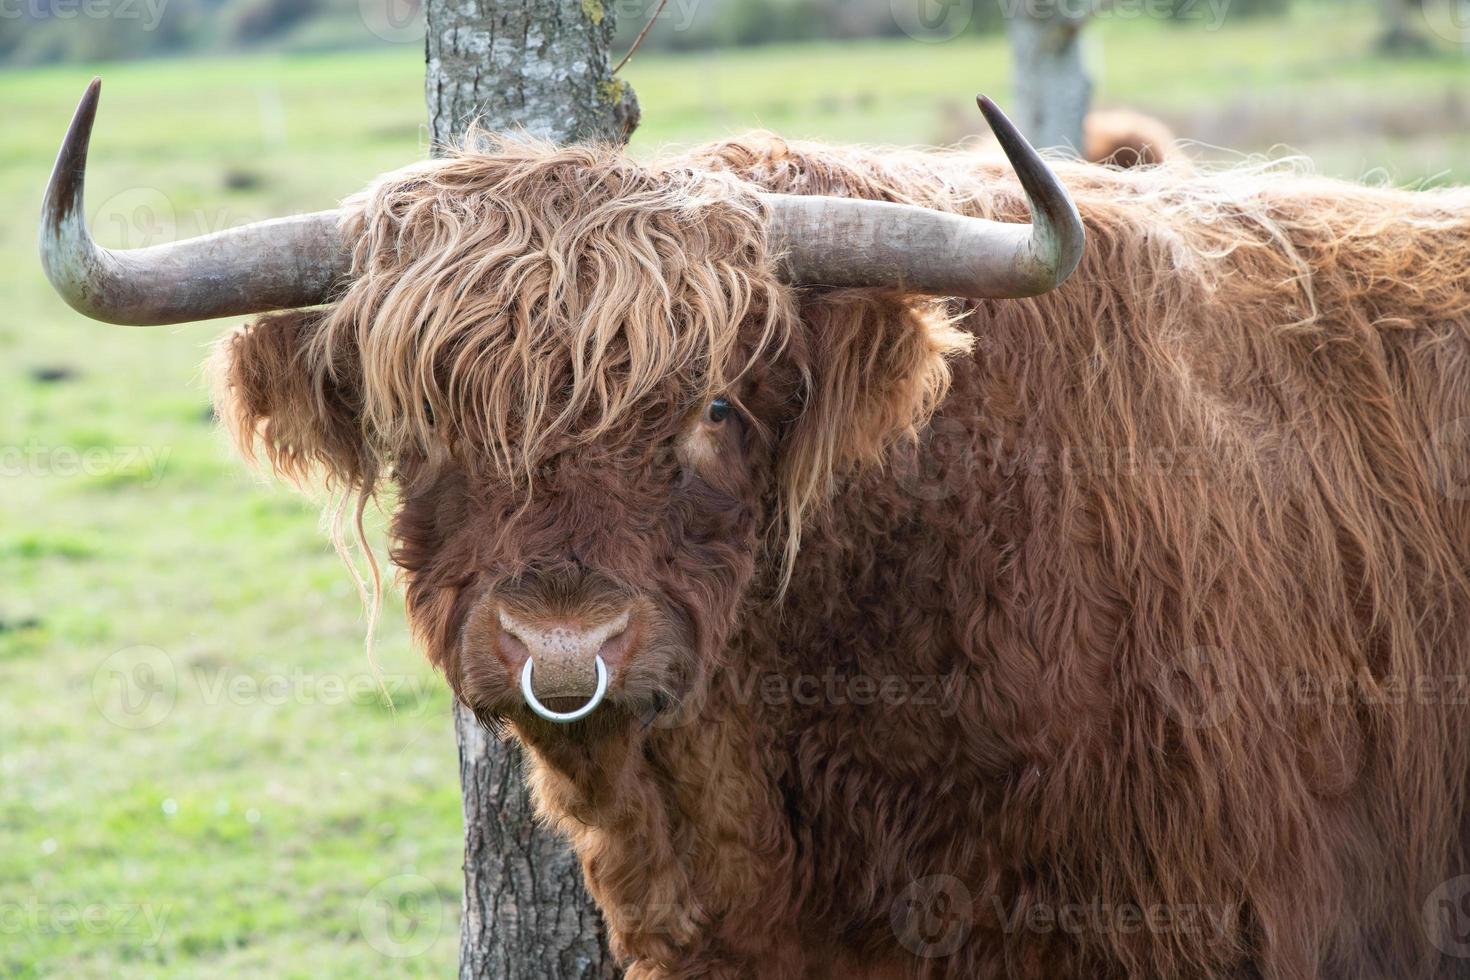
xmin=41 ymin=79 xmax=1470 ymax=979
xmin=1083 ymin=108 xmax=1184 ymax=168
xmin=950 ymin=106 xmax=1184 ymax=169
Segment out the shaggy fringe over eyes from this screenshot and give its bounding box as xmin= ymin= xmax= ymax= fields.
xmin=218 ymin=132 xmax=967 ymax=586
xmin=319 ymin=132 xmax=794 ymax=482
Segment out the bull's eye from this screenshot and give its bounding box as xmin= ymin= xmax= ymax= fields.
xmin=704 ymin=397 xmax=734 ymax=425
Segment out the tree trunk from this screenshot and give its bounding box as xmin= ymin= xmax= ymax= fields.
xmin=426 ymin=0 xmax=639 ymax=147
xmin=1375 ymin=0 xmax=1432 ymax=54
xmin=452 ymin=704 xmax=620 ymax=979
xmin=423 ymin=2 xmax=639 ymax=976
xmin=1006 ymin=6 xmax=1092 ymax=155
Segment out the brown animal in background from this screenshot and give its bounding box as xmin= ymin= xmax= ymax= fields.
xmin=950 ymin=106 xmax=1185 ymax=169
xmin=42 ymin=79 xmax=1470 ymax=978
xmin=1083 ymin=108 xmax=1184 ymax=168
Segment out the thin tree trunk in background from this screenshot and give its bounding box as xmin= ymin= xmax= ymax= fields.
xmin=1006 ymin=5 xmax=1091 ymax=155
xmin=1375 ymin=0 xmax=1431 ymax=54
xmin=423 ymin=2 xmax=638 ymax=975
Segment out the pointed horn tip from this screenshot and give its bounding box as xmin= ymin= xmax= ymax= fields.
xmin=41 ymin=76 xmax=106 ymax=318
xmin=972 ymin=94 xmax=1085 ymax=289
xmin=54 ymin=76 xmax=102 ymax=175
xmin=41 ymin=75 xmax=349 ymax=325
xmin=44 ymin=77 xmax=102 ymax=224
xmin=73 ymin=76 xmax=102 ymax=125
xmin=974 ymin=95 xmax=1025 ymax=150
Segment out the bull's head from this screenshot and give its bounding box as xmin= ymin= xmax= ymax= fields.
xmin=40 ymin=79 xmax=1083 ymax=738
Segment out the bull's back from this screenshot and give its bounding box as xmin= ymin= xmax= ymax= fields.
xmin=772 ymin=164 xmax=1470 ymax=976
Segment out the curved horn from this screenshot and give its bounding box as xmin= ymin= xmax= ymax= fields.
xmin=39 ymin=78 xmax=349 ymax=326
xmin=760 ymin=95 xmax=1085 ymax=299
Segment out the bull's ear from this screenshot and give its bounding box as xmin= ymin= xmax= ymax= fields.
xmin=209 ymin=308 xmax=376 ymax=491
xmin=779 ymin=290 xmax=972 ymax=516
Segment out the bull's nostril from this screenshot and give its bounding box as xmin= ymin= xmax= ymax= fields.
xmin=496 ymin=627 xmax=531 ymax=665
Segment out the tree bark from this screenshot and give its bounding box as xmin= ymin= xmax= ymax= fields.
xmin=453 ymin=704 xmax=620 ymax=979
xmin=426 ymin=0 xmax=639 ymax=147
xmin=423 ymin=2 xmax=638 ymax=976
xmin=1006 ymin=5 xmax=1092 ymax=155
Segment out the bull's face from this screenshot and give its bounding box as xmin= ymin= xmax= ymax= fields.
xmin=43 ymin=82 xmax=1083 ymax=739
xmin=214 ymin=214 xmax=968 ymax=740
xmin=390 ymin=361 xmax=792 ymax=734
xmin=205 ymin=139 xmax=1043 ymax=739
xmin=211 ymin=156 xmax=968 ymax=738
xmin=308 ymin=145 xmax=817 ymax=737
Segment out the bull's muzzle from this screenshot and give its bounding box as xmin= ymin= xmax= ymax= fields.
xmin=500 ymin=608 xmax=628 ymax=723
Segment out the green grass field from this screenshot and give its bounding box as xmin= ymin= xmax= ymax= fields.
xmin=4 ymin=4 xmax=1470 ymax=976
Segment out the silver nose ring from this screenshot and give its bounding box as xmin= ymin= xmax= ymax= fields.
xmin=520 ymin=655 xmax=609 ymax=723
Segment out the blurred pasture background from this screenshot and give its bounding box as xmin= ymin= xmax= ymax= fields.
xmin=3 ymin=0 xmax=1470 ymax=975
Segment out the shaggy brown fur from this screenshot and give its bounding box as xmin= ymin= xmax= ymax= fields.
xmin=212 ymin=132 xmax=1470 ymax=979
